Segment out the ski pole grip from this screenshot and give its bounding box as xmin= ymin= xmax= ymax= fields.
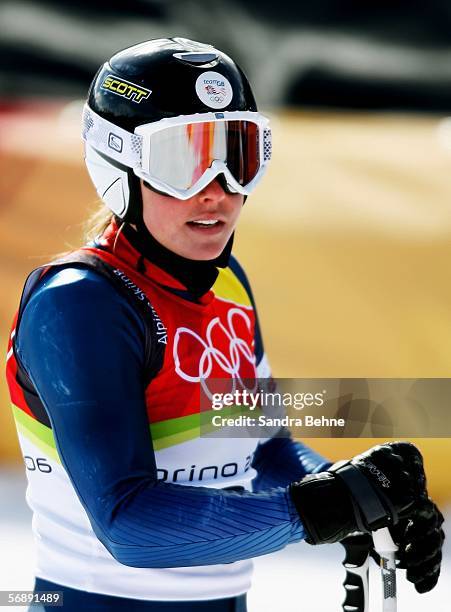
xmin=341 ymin=533 xmax=372 ymax=612
xmin=372 ymin=528 xmax=398 ymax=612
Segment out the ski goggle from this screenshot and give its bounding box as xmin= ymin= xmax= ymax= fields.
xmin=82 ymin=105 xmax=271 ymax=199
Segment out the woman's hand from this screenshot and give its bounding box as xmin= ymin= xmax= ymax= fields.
xmin=289 ymin=441 xmax=430 ymax=545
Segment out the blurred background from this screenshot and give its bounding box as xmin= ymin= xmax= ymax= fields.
xmin=1 ymin=1 xmax=451 ymax=610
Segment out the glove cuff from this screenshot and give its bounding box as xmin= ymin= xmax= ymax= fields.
xmin=289 ymin=472 xmax=357 ymax=544
xmin=329 ymin=460 xmax=398 ymax=530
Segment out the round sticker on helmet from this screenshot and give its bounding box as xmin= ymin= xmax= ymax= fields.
xmin=195 ymin=71 xmax=233 ymax=109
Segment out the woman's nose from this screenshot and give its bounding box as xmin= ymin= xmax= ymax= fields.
xmin=197 ymin=178 xmax=227 ymax=204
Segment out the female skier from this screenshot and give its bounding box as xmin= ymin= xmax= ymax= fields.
xmin=6 ymin=38 xmax=443 ymax=611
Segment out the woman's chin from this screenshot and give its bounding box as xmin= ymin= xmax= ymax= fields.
xmin=184 ymin=248 xmax=225 ymax=261
xmin=173 ymin=234 xmax=231 ymax=261
xmin=176 ymin=243 xmax=227 ymax=261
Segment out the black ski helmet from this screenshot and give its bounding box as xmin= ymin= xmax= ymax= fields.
xmin=84 ymin=37 xmax=258 ymax=222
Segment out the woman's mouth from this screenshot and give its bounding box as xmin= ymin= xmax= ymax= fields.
xmin=187 ymin=219 xmax=225 ymax=233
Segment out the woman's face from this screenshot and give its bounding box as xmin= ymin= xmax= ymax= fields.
xmin=140 ymin=179 xmax=244 ymax=260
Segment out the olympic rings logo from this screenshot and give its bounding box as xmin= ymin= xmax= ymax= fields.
xmin=173 ymin=308 xmax=258 ymax=398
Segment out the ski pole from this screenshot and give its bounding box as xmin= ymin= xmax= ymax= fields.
xmin=341 ymin=528 xmax=398 ymax=612
xmin=341 ymin=533 xmax=371 ymax=612
xmin=372 ymin=528 xmax=398 ymax=612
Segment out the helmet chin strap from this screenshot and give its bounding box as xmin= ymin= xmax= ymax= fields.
xmin=121 ymin=171 xmax=144 ymax=225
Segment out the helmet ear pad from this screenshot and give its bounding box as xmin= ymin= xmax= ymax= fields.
xmin=84 ymin=144 xmax=142 ymax=223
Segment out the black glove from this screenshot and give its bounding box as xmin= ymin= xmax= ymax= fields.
xmin=289 ymin=441 xmax=427 ymax=545
xmin=382 ymin=497 xmax=444 ymax=594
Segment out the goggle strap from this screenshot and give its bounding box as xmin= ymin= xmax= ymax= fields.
xmin=82 ymin=105 xmax=142 ymax=169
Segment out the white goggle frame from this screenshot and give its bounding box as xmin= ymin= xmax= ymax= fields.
xmin=82 ymin=104 xmax=272 ymax=200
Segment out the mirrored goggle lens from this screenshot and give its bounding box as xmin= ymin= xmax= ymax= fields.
xmin=146 ymin=120 xmax=260 ymax=191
